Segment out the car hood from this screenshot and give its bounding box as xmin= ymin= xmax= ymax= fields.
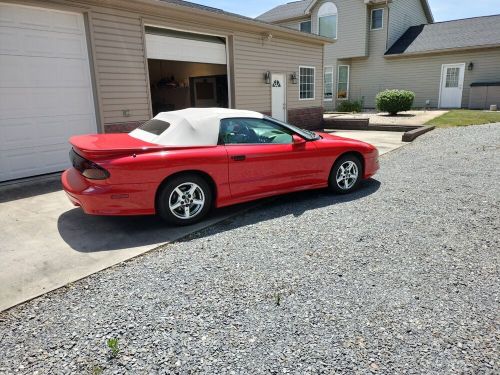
xmin=316 ymin=132 xmax=377 ymax=149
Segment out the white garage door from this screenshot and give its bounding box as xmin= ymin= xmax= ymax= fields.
xmin=145 ymin=27 xmax=227 ymax=65
xmin=0 ymin=4 xmax=97 ymax=182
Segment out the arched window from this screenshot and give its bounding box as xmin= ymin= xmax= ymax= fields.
xmin=318 ymin=2 xmax=338 ymax=39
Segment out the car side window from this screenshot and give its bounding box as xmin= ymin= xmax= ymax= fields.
xmin=219 ymin=118 xmax=294 ymax=145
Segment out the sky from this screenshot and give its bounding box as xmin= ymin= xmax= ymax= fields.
xmin=189 ymin=0 xmax=500 ymax=22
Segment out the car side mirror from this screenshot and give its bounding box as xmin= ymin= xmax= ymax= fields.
xmin=292 ymin=134 xmax=306 ymax=145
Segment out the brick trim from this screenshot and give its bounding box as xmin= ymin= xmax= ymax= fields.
xmin=287 ymin=107 xmax=324 ymax=130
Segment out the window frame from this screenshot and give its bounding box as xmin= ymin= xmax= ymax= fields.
xmin=323 ymin=65 xmax=334 ymax=101
xmin=337 ymin=65 xmax=350 ymax=100
xmin=317 ymin=2 xmax=338 ymax=39
xmin=371 ymin=8 xmax=384 ymax=31
xmin=300 ymin=20 xmax=312 ymax=33
xmin=299 ymin=65 xmax=316 ymax=101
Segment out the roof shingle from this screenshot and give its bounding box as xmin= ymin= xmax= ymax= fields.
xmin=256 ymin=0 xmax=313 ymax=23
xmin=385 ymin=15 xmax=500 ymax=56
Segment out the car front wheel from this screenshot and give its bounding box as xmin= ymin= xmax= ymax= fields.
xmin=329 ymin=155 xmax=363 ymax=194
xmin=158 ymin=174 xmax=212 ymax=225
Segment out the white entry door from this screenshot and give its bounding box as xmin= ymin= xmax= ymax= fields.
xmin=271 ymin=73 xmax=286 ymax=121
xmin=439 ymin=63 xmax=465 ymax=108
xmin=0 ymin=3 xmax=97 ymax=182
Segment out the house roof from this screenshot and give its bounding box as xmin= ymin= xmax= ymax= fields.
xmin=256 ymin=0 xmax=433 ymax=23
xmin=147 ymin=0 xmax=333 ymax=44
xmin=385 ymin=14 xmax=500 ymax=56
xmin=160 ymin=0 xmax=249 ymax=20
xmin=256 ymin=0 xmax=314 ymax=22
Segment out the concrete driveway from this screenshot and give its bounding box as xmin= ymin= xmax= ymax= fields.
xmin=0 ymin=131 xmax=408 ymax=312
xmin=0 ymin=177 xmax=252 ymax=312
xmin=326 ymin=129 xmax=407 ymax=155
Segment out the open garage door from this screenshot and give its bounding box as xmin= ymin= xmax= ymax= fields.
xmin=0 ymin=4 xmax=97 ymax=182
xmin=145 ymin=27 xmax=229 ymax=116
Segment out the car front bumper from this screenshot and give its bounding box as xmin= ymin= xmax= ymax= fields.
xmin=364 ymin=152 xmax=380 ymax=179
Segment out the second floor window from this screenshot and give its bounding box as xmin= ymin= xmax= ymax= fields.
xmin=300 ymin=20 xmax=311 ymax=33
xmin=318 ymin=2 xmax=338 ymax=39
xmin=371 ymin=8 xmax=384 ymax=30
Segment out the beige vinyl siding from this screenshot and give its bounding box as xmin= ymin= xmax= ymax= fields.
xmin=277 ymin=18 xmax=310 ymax=31
xmin=315 ymin=0 xmax=368 ymax=60
xmin=387 ymin=0 xmax=428 ymax=48
xmin=349 ymin=48 xmax=500 ymax=108
xmin=232 ymin=32 xmax=323 ymax=112
xmin=89 ymin=8 xmax=151 ymax=125
xmin=309 ymin=0 xmax=369 ymax=110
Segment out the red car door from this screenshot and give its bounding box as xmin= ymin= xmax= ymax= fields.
xmin=220 ymin=118 xmax=323 ymax=200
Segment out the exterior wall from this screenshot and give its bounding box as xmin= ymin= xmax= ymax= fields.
xmin=387 ymin=0 xmax=428 ymax=48
xmin=277 ymin=18 xmax=308 ymax=31
xmin=88 ymin=2 xmax=326 ymax=131
xmin=318 ymin=0 xmax=368 ymax=111
xmin=17 ymin=0 xmax=327 ymax=133
xmin=311 ymin=0 xmax=368 ymax=59
xmin=349 ymin=48 xmax=500 ymax=108
xmin=232 ymin=31 xmax=324 ymax=127
xmin=88 ymin=7 xmax=151 ymax=131
xmin=469 ymin=86 xmax=500 ymax=109
xmin=273 ymin=1 xmax=369 ymax=112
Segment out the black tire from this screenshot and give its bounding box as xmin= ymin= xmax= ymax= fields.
xmin=157 ymin=174 xmax=213 ymax=226
xmin=328 ymin=154 xmax=363 ymax=194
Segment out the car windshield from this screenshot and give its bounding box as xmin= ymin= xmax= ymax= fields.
xmin=264 ymin=116 xmax=321 ymax=141
xmin=137 ymin=119 xmax=170 ymax=135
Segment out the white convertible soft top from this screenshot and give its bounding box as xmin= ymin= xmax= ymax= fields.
xmin=129 ymin=108 xmax=264 ymax=147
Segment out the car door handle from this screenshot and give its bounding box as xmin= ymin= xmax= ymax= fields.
xmin=231 ymin=155 xmax=246 ymax=161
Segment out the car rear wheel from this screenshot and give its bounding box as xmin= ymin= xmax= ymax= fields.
xmin=329 ymin=155 xmax=362 ymax=194
xmin=158 ymin=174 xmax=212 ymax=225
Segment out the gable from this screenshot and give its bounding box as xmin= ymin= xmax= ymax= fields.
xmin=256 ymin=0 xmax=433 ymax=24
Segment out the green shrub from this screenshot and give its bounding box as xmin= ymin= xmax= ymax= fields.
xmin=376 ymin=89 xmax=415 ymax=115
xmin=336 ymin=99 xmax=363 ymax=113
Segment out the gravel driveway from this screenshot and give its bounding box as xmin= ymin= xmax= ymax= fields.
xmin=1 ymin=124 xmax=499 ymax=375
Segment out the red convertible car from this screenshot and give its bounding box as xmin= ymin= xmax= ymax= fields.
xmin=62 ymin=108 xmax=379 ymax=225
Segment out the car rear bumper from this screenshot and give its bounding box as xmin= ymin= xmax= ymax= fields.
xmin=61 ymin=168 xmax=157 ymax=216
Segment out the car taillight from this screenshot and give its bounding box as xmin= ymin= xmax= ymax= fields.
xmin=70 ymin=149 xmax=110 ymax=180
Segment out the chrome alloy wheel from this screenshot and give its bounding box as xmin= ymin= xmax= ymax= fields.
xmin=168 ymin=182 xmax=205 ymax=220
xmin=336 ymin=161 xmax=359 ymax=190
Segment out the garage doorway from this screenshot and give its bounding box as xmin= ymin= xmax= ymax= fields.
xmin=145 ymin=27 xmax=229 ymax=116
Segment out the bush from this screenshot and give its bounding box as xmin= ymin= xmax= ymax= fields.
xmin=376 ymin=89 xmax=415 ymax=115
xmin=336 ymin=99 xmax=363 ymax=113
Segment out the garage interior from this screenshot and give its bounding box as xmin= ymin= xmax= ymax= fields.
xmin=145 ymin=27 xmax=229 ymax=116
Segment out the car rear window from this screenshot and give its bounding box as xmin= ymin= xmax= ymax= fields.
xmin=137 ymin=119 xmax=170 ymax=135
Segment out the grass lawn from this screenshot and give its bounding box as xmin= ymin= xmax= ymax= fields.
xmin=426 ymin=109 xmax=500 ymax=127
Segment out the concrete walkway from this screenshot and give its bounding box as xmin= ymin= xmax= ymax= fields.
xmin=326 ymin=129 xmax=407 ymax=155
xmin=0 ymin=131 xmax=410 ymax=312
xmin=325 ymin=109 xmax=447 ymax=126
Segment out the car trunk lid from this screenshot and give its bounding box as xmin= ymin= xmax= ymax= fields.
xmin=69 ymin=134 xmax=165 ymax=159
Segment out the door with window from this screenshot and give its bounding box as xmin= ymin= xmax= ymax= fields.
xmin=439 ymin=63 xmax=465 ymax=108
xmin=219 ymin=118 xmax=321 ymax=199
xmin=271 ymin=73 xmax=286 ymax=121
